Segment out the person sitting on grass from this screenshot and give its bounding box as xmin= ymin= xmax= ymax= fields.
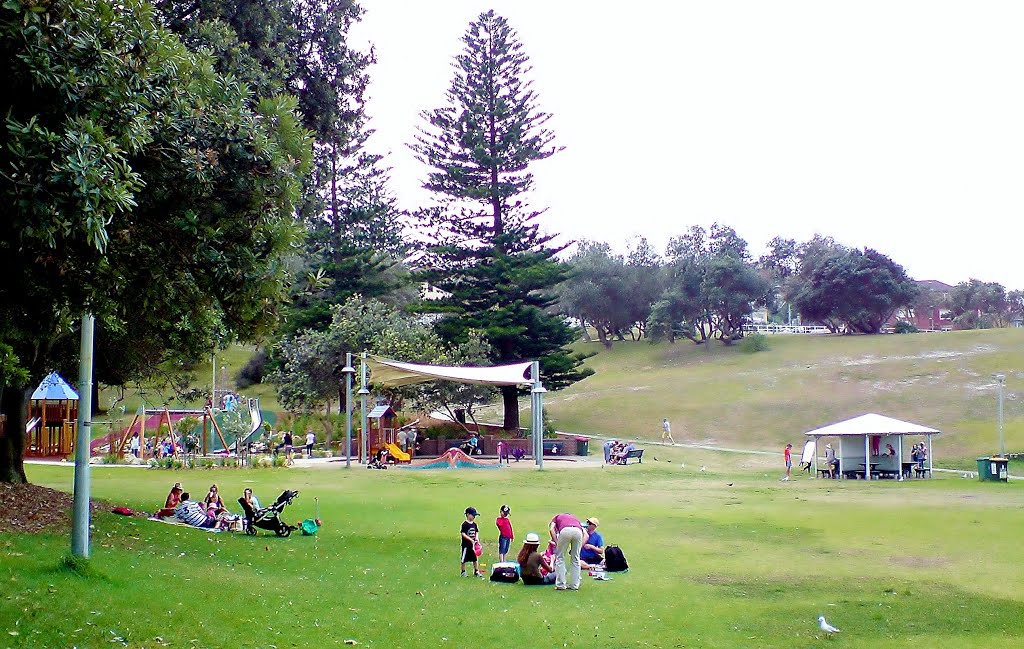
xmin=580 ymin=518 xmax=604 ymax=570
xmin=517 ymin=533 xmax=555 ymax=585
xmin=157 ymin=482 xmax=183 ymax=517
xmin=174 ymin=492 xmax=217 ymax=528
xmin=204 ymin=484 xmax=227 ymax=516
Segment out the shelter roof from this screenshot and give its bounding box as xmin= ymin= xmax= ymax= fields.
xmin=31 ymin=372 xmax=79 ymax=401
xmin=804 ymin=413 xmax=940 ymax=437
xmin=366 ymin=356 xmax=533 ymax=387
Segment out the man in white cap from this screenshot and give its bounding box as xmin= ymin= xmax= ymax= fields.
xmin=580 ymin=518 xmax=604 ymax=569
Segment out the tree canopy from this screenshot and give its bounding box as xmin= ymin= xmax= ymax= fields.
xmin=0 ymin=0 xmax=310 ymax=482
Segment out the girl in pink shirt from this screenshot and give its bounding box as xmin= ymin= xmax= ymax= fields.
xmin=495 ymin=504 xmax=514 ymax=561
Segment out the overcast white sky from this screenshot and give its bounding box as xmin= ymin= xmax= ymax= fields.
xmin=351 ymin=2 xmax=1024 ymax=289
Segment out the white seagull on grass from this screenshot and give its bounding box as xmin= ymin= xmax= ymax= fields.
xmin=818 ymin=615 xmax=840 ymax=638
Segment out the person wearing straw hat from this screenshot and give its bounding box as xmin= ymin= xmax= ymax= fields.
xmin=517 ymin=533 xmax=555 ymax=585
xmin=825 ymin=443 xmax=838 ymax=479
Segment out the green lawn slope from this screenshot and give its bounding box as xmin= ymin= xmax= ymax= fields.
xmin=541 ymin=329 xmax=1024 ymax=464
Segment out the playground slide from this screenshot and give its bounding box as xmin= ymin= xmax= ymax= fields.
xmin=384 ymin=442 xmax=410 ymax=462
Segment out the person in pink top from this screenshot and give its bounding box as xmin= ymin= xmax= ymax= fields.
xmin=495 ymin=504 xmax=514 ymax=562
xmin=548 ymin=513 xmax=585 ymax=590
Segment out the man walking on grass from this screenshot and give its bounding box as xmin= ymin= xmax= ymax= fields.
xmin=783 ymin=443 xmax=792 ymax=481
xmin=661 ymin=418 xmax=675 ymax=445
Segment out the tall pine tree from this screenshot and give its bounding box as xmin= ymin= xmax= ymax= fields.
xmin=411 ymin=10 xmax=591 ymax=431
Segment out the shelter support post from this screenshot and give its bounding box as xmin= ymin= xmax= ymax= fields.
xmin=813 ymin=438 xmax=818 ymax=476
xmin=897 ymin=436 xmax=904 ymax=481
xmin=927 ymin=435 xmax=933 ymax=477
xmin=864 ymin=435 xmax=871 ymax=480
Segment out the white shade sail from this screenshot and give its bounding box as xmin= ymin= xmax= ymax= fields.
xmin=366 ymin=356 xmax=534 ymax=387
xmin=804 ymin=413 xmax=940 ymax=437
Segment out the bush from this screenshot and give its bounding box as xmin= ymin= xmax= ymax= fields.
xmin=893 ymin=321 xmax=919 ymax=334
xmin=739 ymin=333 xmax=770 ymax=353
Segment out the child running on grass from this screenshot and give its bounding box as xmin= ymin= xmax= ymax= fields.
xmin=495 ymin=504 xmax=514 ymax=562
xmin=460 ymin=506 xmax=483 ymax=577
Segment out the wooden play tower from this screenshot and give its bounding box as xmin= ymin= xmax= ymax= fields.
xmin=25 ymin=372 xmax=79 ymax=458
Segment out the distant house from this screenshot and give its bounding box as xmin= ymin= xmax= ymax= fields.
xmin=888 ymin=280 xmax=956 ymax=331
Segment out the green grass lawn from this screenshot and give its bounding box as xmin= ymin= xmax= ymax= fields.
xmin=4 ymin=458 xmax=1024 ymax=648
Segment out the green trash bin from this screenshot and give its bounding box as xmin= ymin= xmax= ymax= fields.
xmin=575 ymin=436 xmax=589 ymax=456
xmin=977 ymin=457 xmax=1009 ymax=482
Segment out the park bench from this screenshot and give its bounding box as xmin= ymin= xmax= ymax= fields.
xmin=623 ymin=449 xmax=644 ymax=464
xmin=817 ymin=468 xmax=835 ymax=479
xmin=913 ymin=466 xmax=931 ymax=478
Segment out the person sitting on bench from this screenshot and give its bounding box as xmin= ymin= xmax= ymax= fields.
xmin=612 ymin=441 xmax=636 ymax=465
xmin=460 ymin=433 xmax=480 ymax=455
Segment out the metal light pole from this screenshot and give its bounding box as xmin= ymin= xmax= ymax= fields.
xmin=342 ymin=353 xmax=355 ymax=468
xmin=72 ymin=314 xmax=95 ymax=558
xmin=995 ymin=374 xmax=1006 ymax=456
xmin=359 ymin=353 xmax=369 ymax=464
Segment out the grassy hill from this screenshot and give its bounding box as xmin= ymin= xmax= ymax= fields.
xmin=535 ymin=328 xmax=1024 ymax=464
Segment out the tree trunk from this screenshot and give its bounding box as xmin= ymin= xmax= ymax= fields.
xmin=0 ymin=386 xmax=30 ymax=483
xmin=501 ymin=385 xmax=520 ymax=432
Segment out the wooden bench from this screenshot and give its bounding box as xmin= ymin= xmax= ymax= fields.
xmin=623 ymin=449 xmax=644 ymax=464
xmin=818 ymin=468 xmax=835 ymax=479
xmin=913 ymin=467 xmax=931 ymax=478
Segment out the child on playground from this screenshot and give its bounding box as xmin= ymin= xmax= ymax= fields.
xmin=460 ymin=506 xmax=483 ymax=577
xmin=495 ymin=504 xmax=514 ymax=562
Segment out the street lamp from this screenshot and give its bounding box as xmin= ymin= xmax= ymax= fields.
xmin=341 ymin=353 xmax=356 ymax=469
xmin=995 ymin=374 xmax=1006 ymax=456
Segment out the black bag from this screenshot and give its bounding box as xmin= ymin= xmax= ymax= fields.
xmin=604 ymin=545 xmax=628 ymax=572
xmin=489 ymin=563 xmax=520 ymax=583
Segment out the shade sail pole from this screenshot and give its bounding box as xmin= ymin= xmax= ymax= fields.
xmin=530 ymin=361 xmax=546 ymax=470
xmin=359 ymin=353 xmax=369 ymax=465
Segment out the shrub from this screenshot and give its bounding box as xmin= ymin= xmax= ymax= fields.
xmin=893 ymin=321 xmax=919 ymax=334
xmin=739 ymin=333 xmax=770 ymax=353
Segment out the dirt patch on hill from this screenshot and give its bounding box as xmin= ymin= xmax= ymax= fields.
xmin=0 ymin=482 xmax=107 ymax=534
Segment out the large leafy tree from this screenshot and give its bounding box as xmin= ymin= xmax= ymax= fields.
xmin=558 ymin=242 xmax=636 ymax=348
xmin=946 ymin=279 xmax=1009 ymax=329
xmin=650 ymin=224 xmax=766 ymax=344
xmin=789 ymin=240 xmax=919 ymax=334
xmin=0 ymin=0 xmax=310 ymax=482
xmin=410 ymin=10 xmax=591 ymax=431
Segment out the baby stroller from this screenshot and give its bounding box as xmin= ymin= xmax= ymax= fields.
xmin=237 ymin=490 xmax=300 ymax=537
